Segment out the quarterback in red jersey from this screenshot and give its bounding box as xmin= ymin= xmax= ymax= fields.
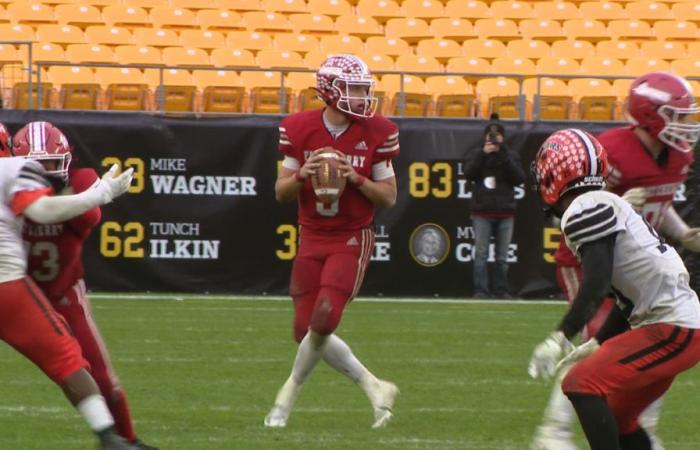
xmin=533 ymin=73 xmax=700 ymax=450
xmin=265 ymin=54 xmax=399 ymax=429
xmin=14 ymin=122 xmax=158 ymax=450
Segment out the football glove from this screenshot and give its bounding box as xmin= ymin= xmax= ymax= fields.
xmin=91 ymin=164 xmax=134 ymax=204
xmin=622 ymin=187 xmax=648 ymax=212
xmin=528 ymin=331 xmax=574 ymax=380
xmin=681 ymin=228 xmax=700 ymax=252
xmin=555 ymin=338 xmax=600 ymax=372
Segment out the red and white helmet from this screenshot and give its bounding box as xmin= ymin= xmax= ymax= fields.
xmin=316 ymin=54 xmax=377 ymax=118
xmin=532 ymin=128 xmax=609 ymax=206
xmin=12 ymin=121 xmax=72 ymax=179
xmin=627 ymin=72 xmax=700 ymax=152
xmin=0 ymin=123 xmax=11 ymax=157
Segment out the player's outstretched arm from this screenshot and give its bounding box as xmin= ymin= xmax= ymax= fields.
xmin=24 ymin=164 xmax=133 ymax=224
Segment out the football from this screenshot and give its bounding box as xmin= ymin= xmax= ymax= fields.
xmin=311 ymin=150 xmax=346 ymax=204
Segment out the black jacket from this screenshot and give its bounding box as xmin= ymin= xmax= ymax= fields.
xmin=464 ymin=143 xmax=525 ymax=214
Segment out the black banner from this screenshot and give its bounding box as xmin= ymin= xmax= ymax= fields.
xmin=0 ymin=111 xmax=690 ymax=297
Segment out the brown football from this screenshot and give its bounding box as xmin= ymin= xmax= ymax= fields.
xmin=311 ymin=151 xmax=347 ymax=204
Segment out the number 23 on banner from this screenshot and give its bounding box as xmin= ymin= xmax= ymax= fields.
xmin=101 ymin=157 xmax=145 ymax=193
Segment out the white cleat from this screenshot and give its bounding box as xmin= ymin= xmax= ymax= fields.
xmin=263 ymin=377 xmax=301 ymax=428
xmin=367 ymin=379 xmax=399 ymax=429
xmin=530 ymin=426 xmax=579 ymax=450
xmin=264 ymin=404 xmax=289 ymax=428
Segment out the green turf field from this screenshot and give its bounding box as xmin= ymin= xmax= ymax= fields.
xmin=0 ymin=296 xmax=698 ymax=449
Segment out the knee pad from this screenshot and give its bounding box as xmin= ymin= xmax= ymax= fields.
xmin=309 ymin=288 xmax=349 ymax=336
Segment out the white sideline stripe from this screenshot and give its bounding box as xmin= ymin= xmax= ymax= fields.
xmin=88 ymin=293 xmax=566 ymax=306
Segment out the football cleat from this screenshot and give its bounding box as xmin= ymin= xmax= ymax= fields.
xmin=366 ymin=379 xmax=399 ymax=429
xmin=99 ymin=431 xmax=141 ymax=450
xmin=264 ymin=404 xmax=290 ymax=428
xmin=132 ymin=439 xmax=160 ymax=450
xmin=530 ymin=426 xmax=579 ymax=450
xmin=264 ymin=376 xmax=301 ymax=428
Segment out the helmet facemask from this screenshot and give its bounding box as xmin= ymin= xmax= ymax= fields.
xmin=27 ymin=152 xmax=72 ymax=181
xmin=657 ymin=104 xmax=700 ymax=152
xmin=332 ymin=78 xmax=377 ymax=119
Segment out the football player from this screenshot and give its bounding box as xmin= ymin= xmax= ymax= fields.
xmin=529 ymin=128 xmax=700 ymax=450
xmin=0 ymin=123 xmax=137 ymax=449
xmin=12 ymin=122 xmax=158 ymax=450
xmin=264 ymin=54 xmax=400 ymax=429
xmin=532 ymin=72 xmax=700 ymax=450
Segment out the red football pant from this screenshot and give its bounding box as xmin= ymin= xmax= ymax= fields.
xmin=290 ymin=228 xmax=374 ymax=342
xmin=0 ymin=277 xmax=87 ymax=384
xmin=52 ymin=280 xmax=136 ymax=442
xmin=556 ymin=265 xmax=615 ymax=340
xmin=563 ymin=323 xmax=700 ymax=434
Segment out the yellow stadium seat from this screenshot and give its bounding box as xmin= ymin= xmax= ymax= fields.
xmin=54 ymin=4 xmax=103 ymax=29
xmin=172 ymin=0 xmax=219 ymax=9
xmin=430 ymin=18 xmax=476 ymax=43
xmin=335 ymin=15 xmax=383 ymax=39
xmin=179 ymin=29 xmax=226 ymax=49
xmin=670 ymin=58 xmax=700 ymax=77
xmin=357 ymin=0 xmax=402 ymax=24
xmin=551 ymin=39 xmax=595 ymax=60
xmin=320 ymin=35 xmax=364 ymax=54
xmin=274 ymin=33 xmax=319 ymax=55
xmin=35 ymin=24 xmax=85 ymax=45
xmin=48 ymin=0 xmax=119 ymax=6
xmin=48 ymin=65 xmax=99 ymax=110
xmin=427 ymin=75 xmax=475 ymax=117
xmin=461 ymin=38 xmax=507 ymax=60
xmin=395 ymin=54 xmax=442 ymax=74
xmin=535 ymin=57 xmax=581 ymax=76
xmin=653 ymin=21 xmax=698 ymax=41
xmin=401 ymin=0 xmax=445 ymax=20
xmin=365 ymin=36 xmax=409 ymax=57
xmin=265 ymin=0 xmax=306 ymax=13
xmin=578 ymin=2 xmax=627 ymax=22
xmin=0 ymin=43 xmax=21 ymax=65
xmin=607 ymin=19 xmax=654 ymax=41
xmin=65 ymin=43 xmax=115 ymax=63
xmin=382 ymin=74 xmax=431 ymax=117
xmin=385 ymin=18 xmax=432 ymax=44
xmin=286 ymin=72 xmax=324 ymax=112
xmin=688 ymin=80 xmax=700 ymax=98
xmin=672 ymin=3 xmax=700 ymax=23
xmin=533 ymin=1 xmax=580 ymax=21
xmin=625 ymin=1 xmax=673 ymax=22
xmin=217 ymin=0 xmax=263 ymax=12
xmin=85 ymin=26 xmax=133 ymax=46
xmin=242 ymin=11 xmax=290 ymax=32
xmin=612 ymin=78 xmax=632 ymax=101
xmin=307 ymin=0 xmax=352 ymax=18
xmin=12 ymin=81 xmax=52 ymax=109
xmin=149 ymin=6 xmax=198 ymax=30
xmin=144 ymin=67 xmax=193 ymax=91
xmin=114 ymin=45 xmax=162 ymax=65
xmin=688 ymin=42 xmax=700 ymax=59
xmin=257 ymin=49 xmax=304 ymax=68
xmin=145 ymin=68 xmax=197 ymax=112
xmin=226 ymin=31 xmax=273 ymax=52
xmin=194 ymin=69 xmax=245 ymax=113
xmin=33 ymin=42 xmax=65 ymax=63
xmin=102 ymin=5 xmax=150 ymax=29
xmin=196 ymin=9 xmax=244 ymax=32
xmin=580 ymin=56 xmax=625 ymax=76
xmin=211 ymin=48 xmax=257 ymax=67
xmin=625 ymin=57 xmax=670 ymax=75
xmin=518 ymin=19 xmax=565 ymax=42
xmin=640 ymin=41 xmax=687 ymax=60
xmin=0 ymin=6 xmax=8 ymax=25
xmin=132 ymin=28 xmax=180 ymax=48
xmin=123 ymin=0 xmax=169 ymax=8
xmin=523 ymin=77 xmax=572 ymax=120
xmin=444 ymin=0 xmax=491 ymax=20
xmin=489 ymin=1 xmax=534 ymax=20
xmin=475 ymin=77 xmax=522 ymax=119
xmin=303 ymin=49 xmax=329 ymax=68
xmin=288 ymin=13 xmax=335 ymax=34
xmin=569 ymin=78 xmax=616 ymax=121
xmin=562 ymin=19 xmax=609 ymax=42
xmin=240 ymin=70 xmax=291 ymax=113
xmin=162 ymin=46 xmax=211 ymax=67
xmin=446 ymin=56 xmax=492 ymax=77
xmin=416 ymin=38 xmax=462 ymax=65
xmin=0 ymin=24 xmax=34 ymax=41
xmin=595 ymin=40 xmax=640 ymax=60
xmin=359 ymin=52 xmax=395 ymax=72
xmin=94 ymin=66 xmax=148 ymax=111
xmin=492 ymin=56 xmax=536 ymax=76
xmin=473 ymin=19 xmax=520 ymax=41
xmin=506 ymin=39 xmax=551 ymax=60
xmin=7 ymin=2 xmax=55 ymax=26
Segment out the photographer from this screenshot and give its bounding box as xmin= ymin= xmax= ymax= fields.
xmin=464 ymin=114 xmax=525 ymax=298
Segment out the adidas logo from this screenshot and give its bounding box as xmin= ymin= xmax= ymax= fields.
xmin=355 ymin=141 xmax=368 ymax=151
xmin=346 ymin=236 xmax=359 ymax=246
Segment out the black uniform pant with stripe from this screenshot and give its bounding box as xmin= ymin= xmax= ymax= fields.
xmin=562 ymin=323 xmax=700 ymax=434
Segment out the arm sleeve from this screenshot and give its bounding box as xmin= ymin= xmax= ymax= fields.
xmin=563 ymin=202 xmax=620 ymax=253
xmin=558 ymin=233 xmax=617 ymax=339
xmin=67 ymin=168 xmax=103 ymax=235
xmin=23 ymin=187 xmax=106 ymax=224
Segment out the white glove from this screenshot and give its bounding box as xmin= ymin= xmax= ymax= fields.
xmin=622 ymin=187 xmax=648 ymax=212
xmin=91 ymin=164 xmax=134 ymax=204
xmin=681 ymin=228 xmax=700 ymax=252
xmin=555 ymin=338 xmax=600 ymax=372
xmin=528 ymin=331 xmax=574 ymax=380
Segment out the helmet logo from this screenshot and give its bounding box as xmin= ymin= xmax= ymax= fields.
xmin=633 ymin=82 xmax=671 ymax=103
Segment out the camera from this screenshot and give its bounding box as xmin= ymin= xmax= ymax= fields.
xmin=487 ymin=131 xmax=500 ymax=144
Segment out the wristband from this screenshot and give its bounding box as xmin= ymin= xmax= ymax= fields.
xmin=294 ymin=171 xmax=306 ymax=183
xmin=354 ymin=175 xmax=367 ymax=187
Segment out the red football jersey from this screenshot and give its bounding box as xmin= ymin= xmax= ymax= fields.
xmin=279 ymin=109 xmax=399 ymax=232
xmin=24 ymin=168 xmax=101 ymax=302
xmin=555 ymin=126 xmax=693 ymax=266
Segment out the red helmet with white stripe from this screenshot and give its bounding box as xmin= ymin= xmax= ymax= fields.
xmin=532 ymin=128 xmax=609 ymax=206
xmin=0 ymin=123 xmax=11 ymax=157
xmin=627 ymin=72 xmax=700 ymax=152
xmin=12 ymin=121 xmax=72 ymax=179
xmin=316 ymin=54 xmax=377 ymax=119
